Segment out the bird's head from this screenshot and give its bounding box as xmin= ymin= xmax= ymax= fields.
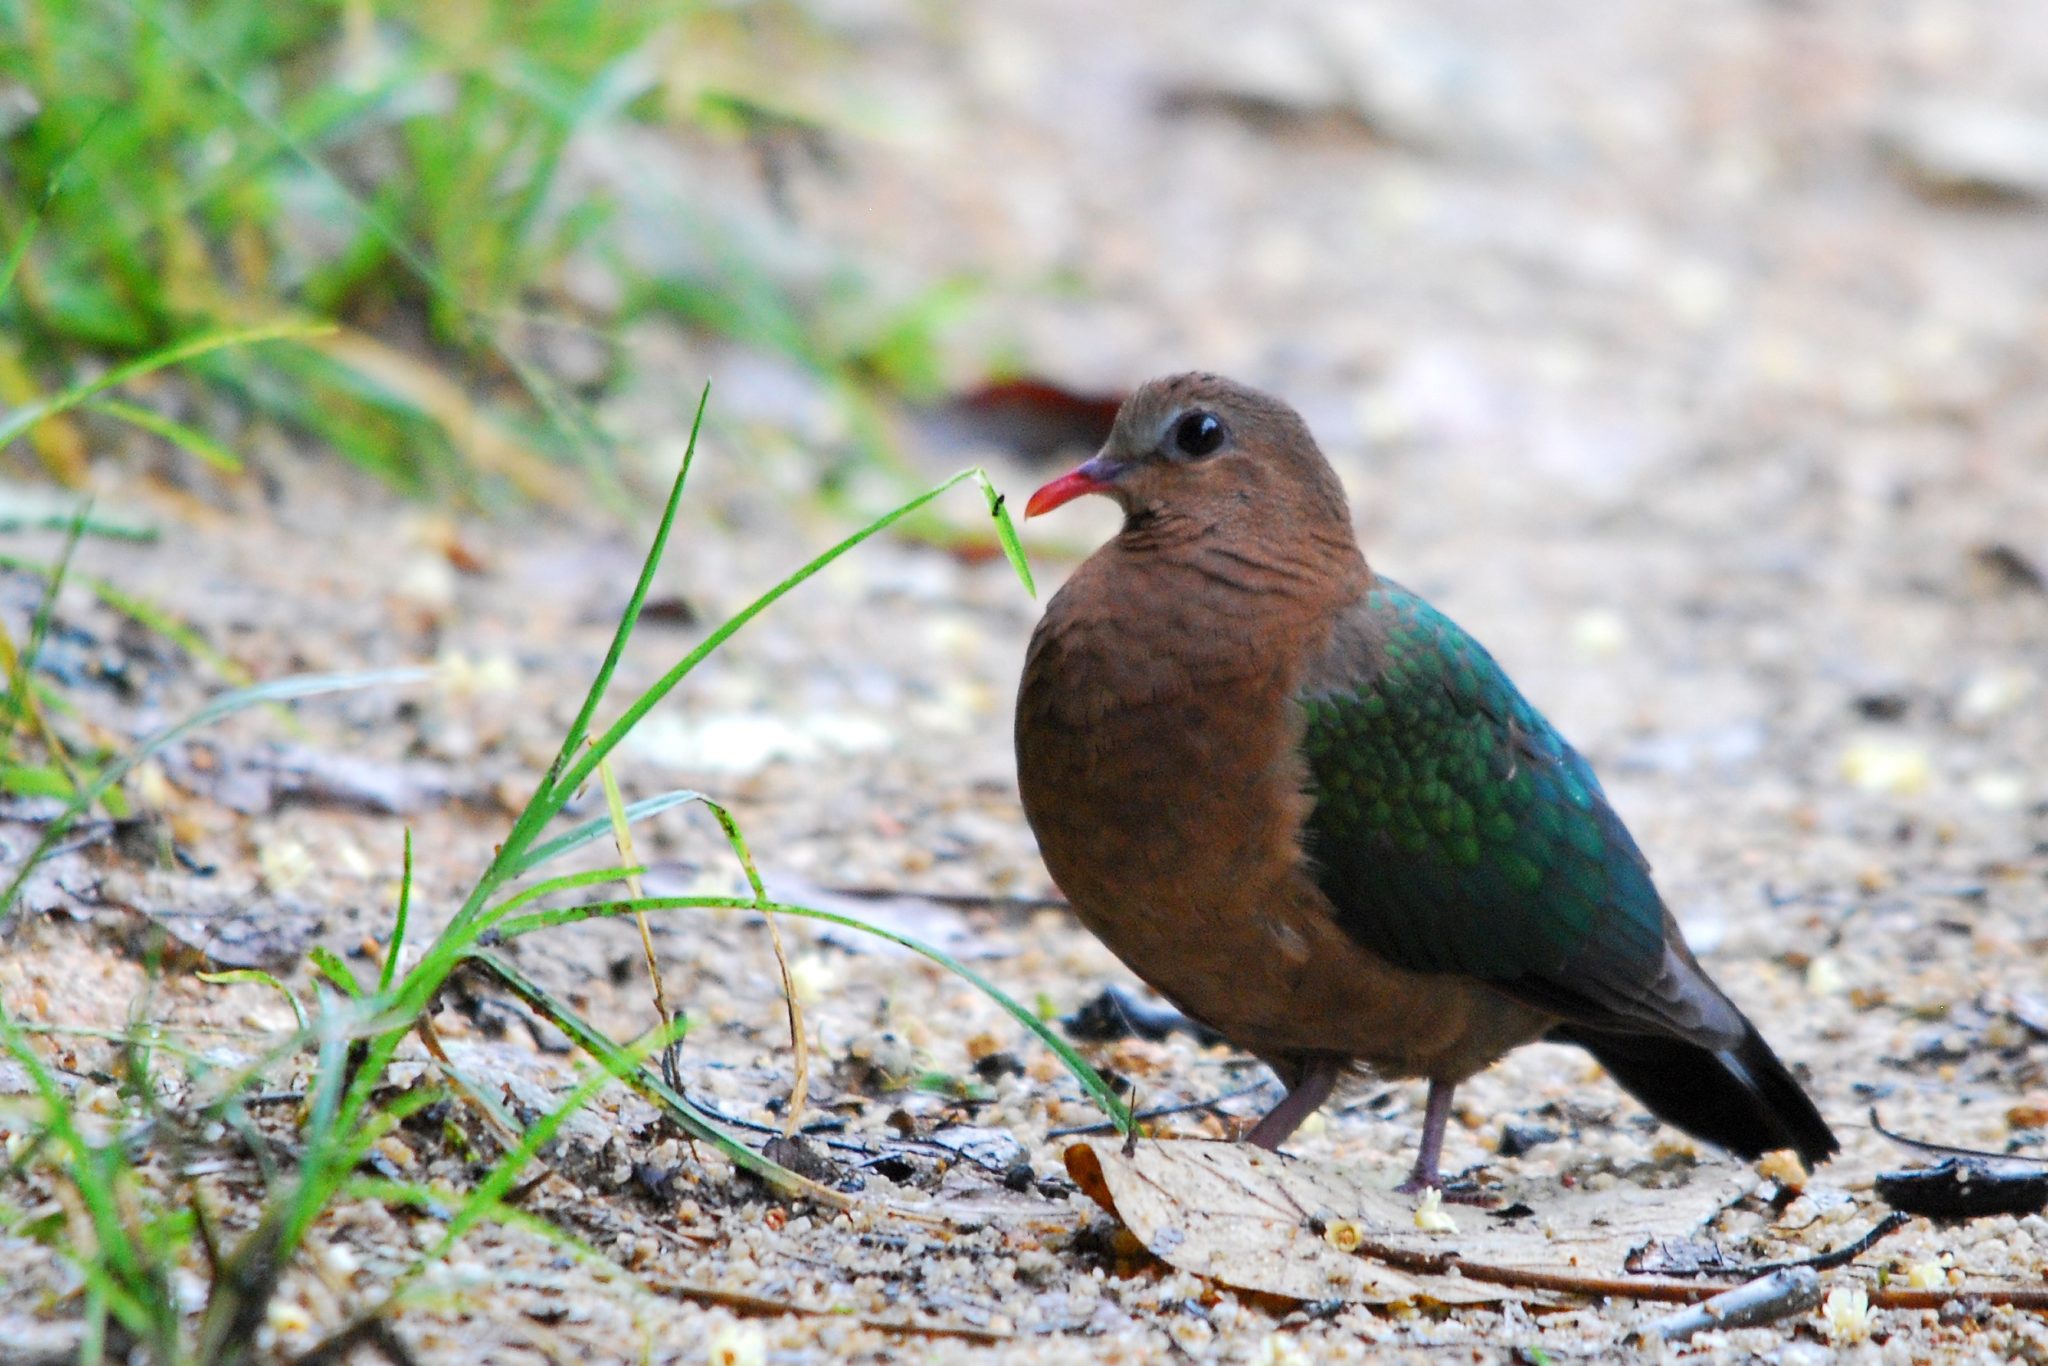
xmin=1024 ymin=372 xmax=1352 ymax=536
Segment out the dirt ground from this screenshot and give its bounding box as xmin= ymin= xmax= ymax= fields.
xmin=5 ymin=0 xmax=2048 ymax=1360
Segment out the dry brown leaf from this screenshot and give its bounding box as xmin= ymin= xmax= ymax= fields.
xmin=1066 ymin=1138 xmax=1742 ymax=1306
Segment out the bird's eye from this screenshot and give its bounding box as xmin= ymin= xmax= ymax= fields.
xmin=1173 ymin=411 xmax=1226 ymax=458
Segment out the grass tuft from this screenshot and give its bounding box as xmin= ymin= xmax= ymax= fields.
xmin=0 ymin=388 xmax=1122 ymax=1360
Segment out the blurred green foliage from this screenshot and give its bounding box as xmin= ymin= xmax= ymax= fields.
xmin=0 ymin=0 xmax=964 ymax=502
xmin=1 ymin=0 xmax=696 ymax=494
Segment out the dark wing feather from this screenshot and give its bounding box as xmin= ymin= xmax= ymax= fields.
xmin=1297 ymin=580 xmax=1836 ymax=1166
xmin=1298 ymin=581 xmax=1735 ymax=1044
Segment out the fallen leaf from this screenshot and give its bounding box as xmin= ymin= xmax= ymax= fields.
xmin=1065 ymin=1138 xmax=1741 ymax=1306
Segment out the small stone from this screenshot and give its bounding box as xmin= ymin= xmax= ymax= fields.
xmin=1758 ymin=1149 xmax=1809 ymax=1191
xmin=1569 ymin=608 xmax=1630 ymax=658
xmin=707 ymin=1322 xmax=766 ymax=1366
xmin=1840 ymin=737 xmax=1931 ymax=796
xmin=1497 ymin=1122 xmax=1559 ymax=1158
xmin=375 ymin=1135 xmax=417 ymax=1171
xmin=1413 ymin=1187 xmax=1457 ymax=1233
xmin=2008 ymin=1096 xmax=2048 ymax=1130
xmin=1805 ymin=957 xmax=1846 ymax=996
xmin=1819 ymin=1284 xmax=1874 ymax=1345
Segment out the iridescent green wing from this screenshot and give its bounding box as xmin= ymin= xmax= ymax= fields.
xmin=1299 ymin=582 xmax=1669 ymax=1023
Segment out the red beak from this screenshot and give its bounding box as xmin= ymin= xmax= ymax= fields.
xmin=1025 ymin=456 xmax=1119 ymax=518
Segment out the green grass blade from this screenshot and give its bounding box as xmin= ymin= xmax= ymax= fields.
xmin=982 ymin=475 xmax=1035 ymax=598
xmin=507 ymin=789 xmax=711 ymax=878
xmin=378 ymin=829 xmax=413 ymax=994
xmin=547 ymin=467 xmax=1015 ymax=811
xmin=495 ymin=895 xmax=1132 ymax=1132
xmin=446 ymin=386 xmax=706 ymax=930
xmin=307 ymin=947 xmax=362 ymax=999
xmin=459 ymin=949 xmax=837 ymax=1197
xmin=196 ymin=970 xmax=308 ymax=1033
xmin=1 ymin=667 xmax=429 ymax=912
xmin=0 ymin=552 xmax=252 ymax=687
xmin=0 ymin=513 xmax=156 ymax=542
xmin=1 ymin=501 xmax=90 ymax=755
xmin=0 ymin=105 xmax=111 ymax=307
xmin=474 ymin=863 xmax=641 ymax=928
xmin=81 ymin=397 xmax=245 ymax=473
xmin=0 ymin=763 xmax=75 ymax=798
xmin=507 ymin=385 xmax=707 ymax=838
xmin=0 ymin=320 xmax=332 ymax=452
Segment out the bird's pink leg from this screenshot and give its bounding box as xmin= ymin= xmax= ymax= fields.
xmin=1241 ymin=1057 xmax=1341 ymax=1151
xmin=1396 ymin=1078 xmax=1458 ymax=1192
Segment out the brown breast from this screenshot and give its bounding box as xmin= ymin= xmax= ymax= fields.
xmin=1014 ymin=539 xmax=1554 ymax=1079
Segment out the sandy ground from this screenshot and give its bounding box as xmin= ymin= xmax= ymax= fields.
xmin=5 ymin=0 xmax=2048 ymax=1360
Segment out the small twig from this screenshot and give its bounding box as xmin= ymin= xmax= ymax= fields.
xmin=1732 ymin=1212 xmax=1912 ymax=1276
xmin=1644 ymin=1267 xmax=1823 ymax=1342
xmin=1872 ymin=1284 xmax=2048 ymax=1310
xmin=1354 ymin=1231 xmax=2048 ymax=1311
xmin=1870 ymin=1107 xmax=2048 ymax=1168
xmin=1048 ymin=1083 xmax=1272 ymax=1138
xmin=820 ymin=885 xmax=1071 ymax=917
xmin=289 ymin=1310 xmax=418 ymax=1366
xmin=237 ymin=1090 xmax=308 ymax=1108
xmin=645 ymin=1279 xmax=1013 ymax=1343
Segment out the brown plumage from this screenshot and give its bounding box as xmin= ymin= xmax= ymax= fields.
xmin=1014 ymin=372 xmax=1835 ymax=1189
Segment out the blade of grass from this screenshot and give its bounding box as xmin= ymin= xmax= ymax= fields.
xmin=0 ymin=105 xmax=112 ymax=307
xmin=0 ymin=762 xmax=75 ymax=798
xmin=1 ymin=667 xmax=429 ymax=912
xmin=508 ymin=788 xmax=711 ymax=876
xmin=0 ymin=551 xmax=253 ymax=687
xmin=0 ymin=319 xmax=333 ymax=452
xmin=0 ymin=512 xmax=156 ymax=541
xmin=693 ymin=795 xmax=809 ymax=1135
xmin=596 ymin=754 xmax=683 ymax=1092
xmin=194 ymin=971 xmax=308 ymax=1033
xmin=307 ymin=947 xmax=362 ymax=999
xmin=0 ymin=614 xmax=87 ymax=797
xmin=479 ymin=385 xmax=708 ymax=897
xmin=1 ymin=501 xmax=90 ymax=757
xmin=983 ymin=478 xmax=1035 ymax=599
xmin=81 ymin=397 xmax=245 ymax=473
xmin=377 ymin=830 xmax=413 ymax=994
xmin=495 ymin=896 xmax=1131 ymax=1132
xmin=459 ymin=948 xmax=849 ymax=1205
xmin=470 ymin=864 xmax=644 ymax=941
xmin=542 ymin=468 xmax=1028 ymax=829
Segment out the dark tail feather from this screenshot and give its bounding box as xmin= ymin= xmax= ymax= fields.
xmin=1550 ymin=1022 xmax=1838 ymax=1168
